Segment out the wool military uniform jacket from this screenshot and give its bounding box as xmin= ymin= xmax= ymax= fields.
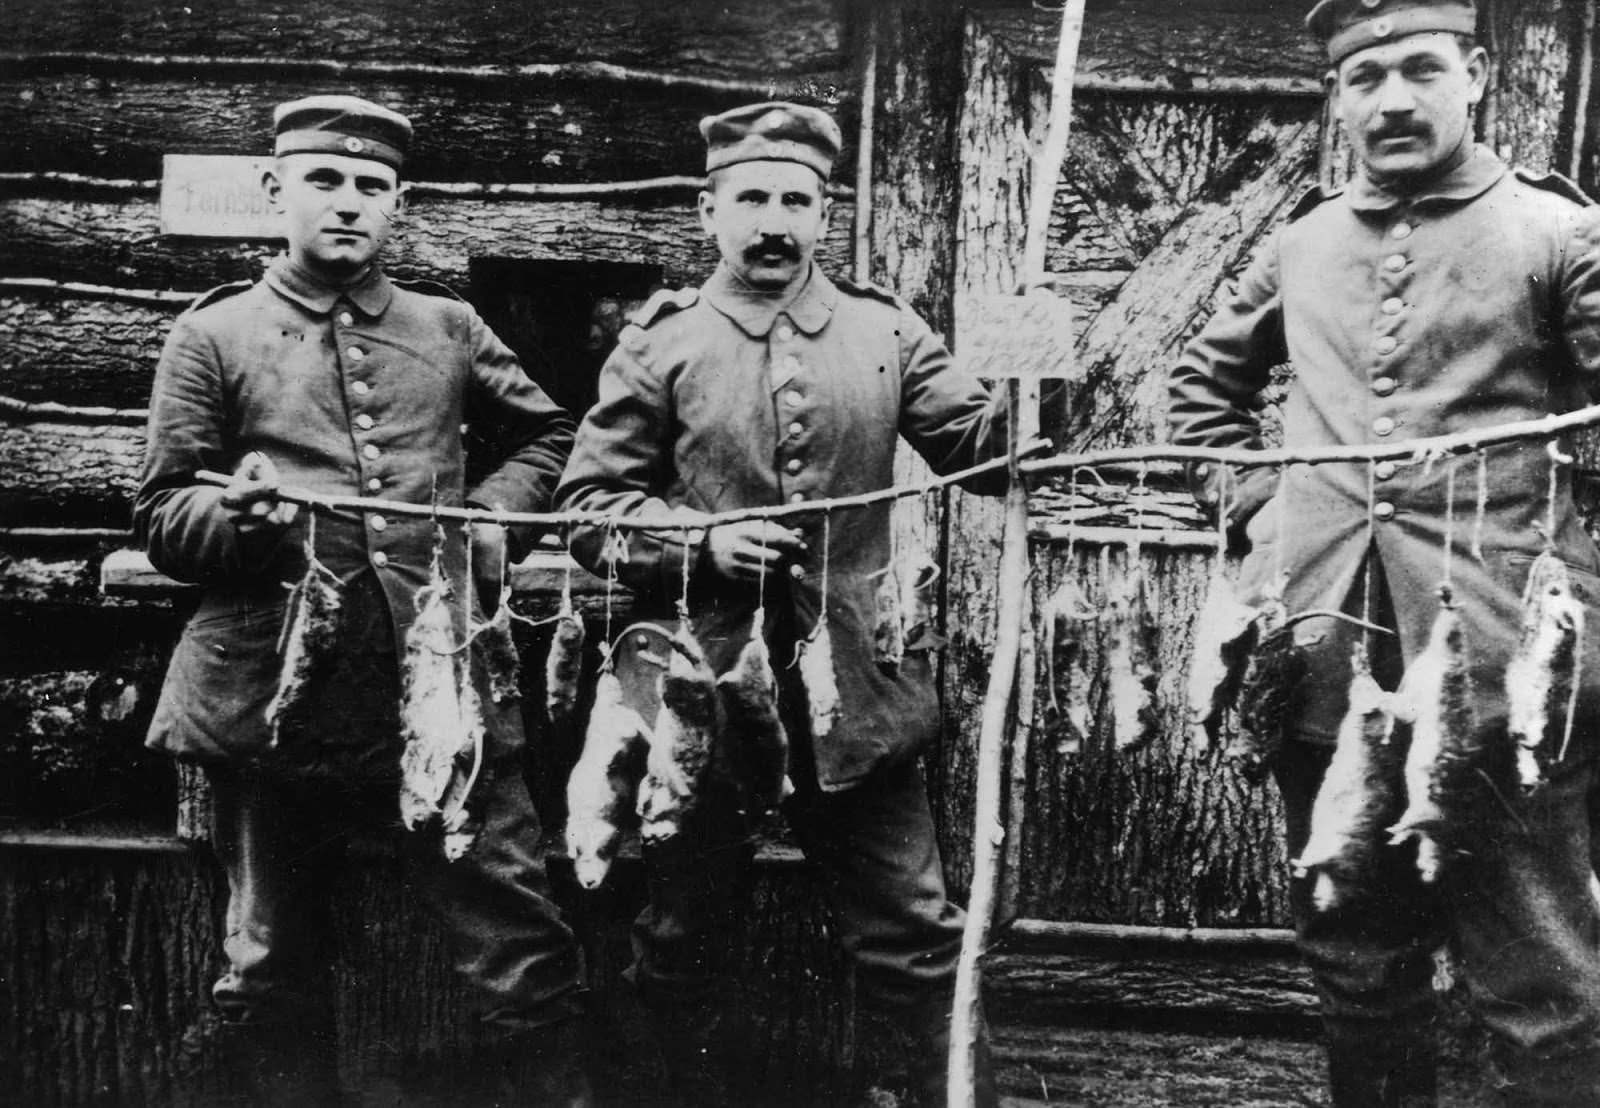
xmin=136 ymin=257 xmax=575 ymax=763
xmin=555 ymin=263 xmax=1008 ymax=790
xmin=1169 ymin=145 xmax=1600 ymax=740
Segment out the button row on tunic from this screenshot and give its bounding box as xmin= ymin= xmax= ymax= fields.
xmin=1374 ymin=502 xmax=1396 ymax=522
xmin=338 ymin=311 xmax=355 ymax=326
xmin=1373 ymin=416 xmax=1396 ymax=436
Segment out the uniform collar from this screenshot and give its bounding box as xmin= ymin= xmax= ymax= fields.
xmin=702 ymin=262 xmax=837 ymax=338
xmin=1347 ymin=143 xmax=1507 ymax=213
xmin=264 ymin=255 xmax=395 ymax=317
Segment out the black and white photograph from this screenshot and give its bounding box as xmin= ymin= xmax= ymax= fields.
xmin=6 ymin=1 xmax=1600 ymax=1106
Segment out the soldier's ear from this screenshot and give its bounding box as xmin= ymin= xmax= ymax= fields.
xmin=262 ymin=165 xmax=284 ymax=213
xmin=1465 ymin=46 xmax=1489 ymax=106
xmin=697 ymin=188 xmax=717 ymax=236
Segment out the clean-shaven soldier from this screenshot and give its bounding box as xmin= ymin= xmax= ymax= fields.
xmin=1170 ymin=3 xmax=1600 ymax=1104
xmin=136 ymin=96 xmax=594 ymax=1107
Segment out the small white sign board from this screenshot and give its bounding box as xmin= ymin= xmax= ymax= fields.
xmin=159 ymin=155 xmax=281 ymax=239
xmin=955 ymin=290 xmax=1077 ymax=379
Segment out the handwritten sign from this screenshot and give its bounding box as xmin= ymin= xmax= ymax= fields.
xmin=955 ymin=290 xmax=1077 ymax=379
xmin=159 ymin=155 xmax=281 ymax=238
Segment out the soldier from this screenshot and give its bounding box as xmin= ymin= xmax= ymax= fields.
xmin=135 ymin=96 xmax=593 ymax=1107
xmin=554 ymin=103 xmax=1008 ymax=1106
xmin=1169 ymin=3 xmax=1600 ymax=1104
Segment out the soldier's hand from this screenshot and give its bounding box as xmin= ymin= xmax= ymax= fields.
xmin=470 ymin=518 xmax=508 ymax=611
xmin=221 ymin=452 xmax=298 ymax=533
xmin=706 ymin=520 xmax=807 ymax=583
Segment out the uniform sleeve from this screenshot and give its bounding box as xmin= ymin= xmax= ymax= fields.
xmin=132 ymin=314 xmax=286 ymax=584
xmin=1167 ymin=237 xmax=1288 ymax=534
xmin=552 ymin=330 xmax=705 ymax=599
xmin=1558 ymin=206 xmax=1600 ymax=388
xmin=896 ymin=306 xmax=1011 ymax=495
xmin=462 ymin=307 xmax=577 ymax=527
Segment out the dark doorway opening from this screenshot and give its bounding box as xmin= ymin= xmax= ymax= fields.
xmin=468 ymin=258 xmax=663 ymax=423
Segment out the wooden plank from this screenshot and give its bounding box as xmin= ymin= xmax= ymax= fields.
xmin=0 ymin=0 xmax=846 ymax=80
xmin=0 ymin=69 xmax=857 ymax=185
xmin=0 ymin=192 xmax=857 ymax=296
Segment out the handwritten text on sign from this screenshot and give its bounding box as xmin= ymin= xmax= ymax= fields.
xmin=160 ymin=155 xmax=281 ymax=238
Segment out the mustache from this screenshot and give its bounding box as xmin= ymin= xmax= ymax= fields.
xmin=744 ymin=239 xmax=801 ymax=263
xmin=1370 ymin=124 xmax=1429 ymax=143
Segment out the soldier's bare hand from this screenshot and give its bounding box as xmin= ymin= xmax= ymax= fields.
xmin=221 ymin=452 xmax=298 ymax=533
xmin=706 ymin=521 xmax=806 ymax=582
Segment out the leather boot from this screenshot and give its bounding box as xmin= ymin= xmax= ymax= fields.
xmin=218 ymin=1018 xmax=342 ymax=1108
xmin=1325 ymin=1023 xmax=1438 ymax=1108
xmin=644 ymin=997 xmax=740 ymax=1108
xmin=479 ymin=1015 xmax=598 ymax=1108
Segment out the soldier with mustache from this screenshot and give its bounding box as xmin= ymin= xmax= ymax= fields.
xmin=1170 ymin=2 xmax=1600 ymax=1105
xmin=556 ymin=102 xmax=1010 ymax=1107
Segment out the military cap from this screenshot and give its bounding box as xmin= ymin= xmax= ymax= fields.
xmin=1306 ymin=0 xmax=1477 ymax=65
xmin=272 ymin=95 xmax=412 ymax=169
xmin=700 ymin=101 xmax=841 ymax=180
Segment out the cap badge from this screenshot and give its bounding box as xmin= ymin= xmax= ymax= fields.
xmin=343 ymin=136 xmax=364 ymax=153
xmin=1371 ymin=15 xmax=1394 ymax=37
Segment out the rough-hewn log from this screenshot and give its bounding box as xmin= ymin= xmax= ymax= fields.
xmin=1006 ymin=538 xmax=1292 ymax=927
xmin=0 ymin=419 xmax=143 ymax=528
xmin=979 ymin=1 xmax=1322 ymax=89
xmin=866 ymin=0 xmax=968 ymax=746
xmin=939 ymin=17 xmax=1034 ymax=892
xmin=0 ymin=192 xmax=857 ymax=299
xmin=0 ymin=664 xmax=172 ymax=830
xmin=0 ymin=835 xmax=856 ymax=1107
xmin=1479 ymin=0 xmax=1586 ymax=175
xmin=0 ymin=0 xmax=846 ymax=80
xmin=1062 ymin=112 xmax=1319 ymax=450
xmin=0 ymin=70 xmax=855 ymax=185
xmin=1 ymin=295 xmax=173 ymax=408
xmin=986 ymin=918 xmax=1312 ymax=1023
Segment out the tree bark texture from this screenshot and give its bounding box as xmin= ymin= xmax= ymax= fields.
xmin=1014 ymin=542 xmax=1292 ymax=927
xmin=1479 ymin=0 xmax=1587 ymax=175
xmin=0 ymin=193 xmax=855 ymax=315
xmin=0 ymin=0 xmax=847 ymax=81
xmin=1060 ymin=109 xmax=1319 ymax=450
xmin=0 ymin=843 xmax=856 ymax=1108
xmin=0 ymin=420 xmax=144 ymax=528
xmin=936 ymin=16 xmax=1033 ymax=891
xmin=0 ymin=68 xmax=858 ymax=186
xmin=986 ymin=920 xmax=1313 ymax=1024
xmin=982 ymin=0 xmax=1323 ymax=88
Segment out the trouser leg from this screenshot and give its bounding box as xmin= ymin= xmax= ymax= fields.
xmin=627 ymin=782 xmax=756 ymax=1107
xmin=1275 ymin=743 xmax=1444 ymax=1108
xmin=786 ymin=756 xmax=993 ymax=1108
xmin=1445 ymin=744 xmax=1600 ymax=1108
xmin=207 ymin=767 xmax=343 ymax=1108
xmin=403 ymin=754 xmax=593 ymax=1106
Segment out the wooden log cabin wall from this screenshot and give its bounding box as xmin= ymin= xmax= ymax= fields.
xmin=0 ymin=0 xmax=1596 ymax=1104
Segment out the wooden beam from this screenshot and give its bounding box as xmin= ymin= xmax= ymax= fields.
xmin=0 ymin=67 xmax=858 ymax=184
xmin=0 ymin=50 xmax=846 ymax=100
xmin=0 ymin=192 xmax=857 ymax=295
xmin=0 ymin=0 xmax=848 ymax=81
